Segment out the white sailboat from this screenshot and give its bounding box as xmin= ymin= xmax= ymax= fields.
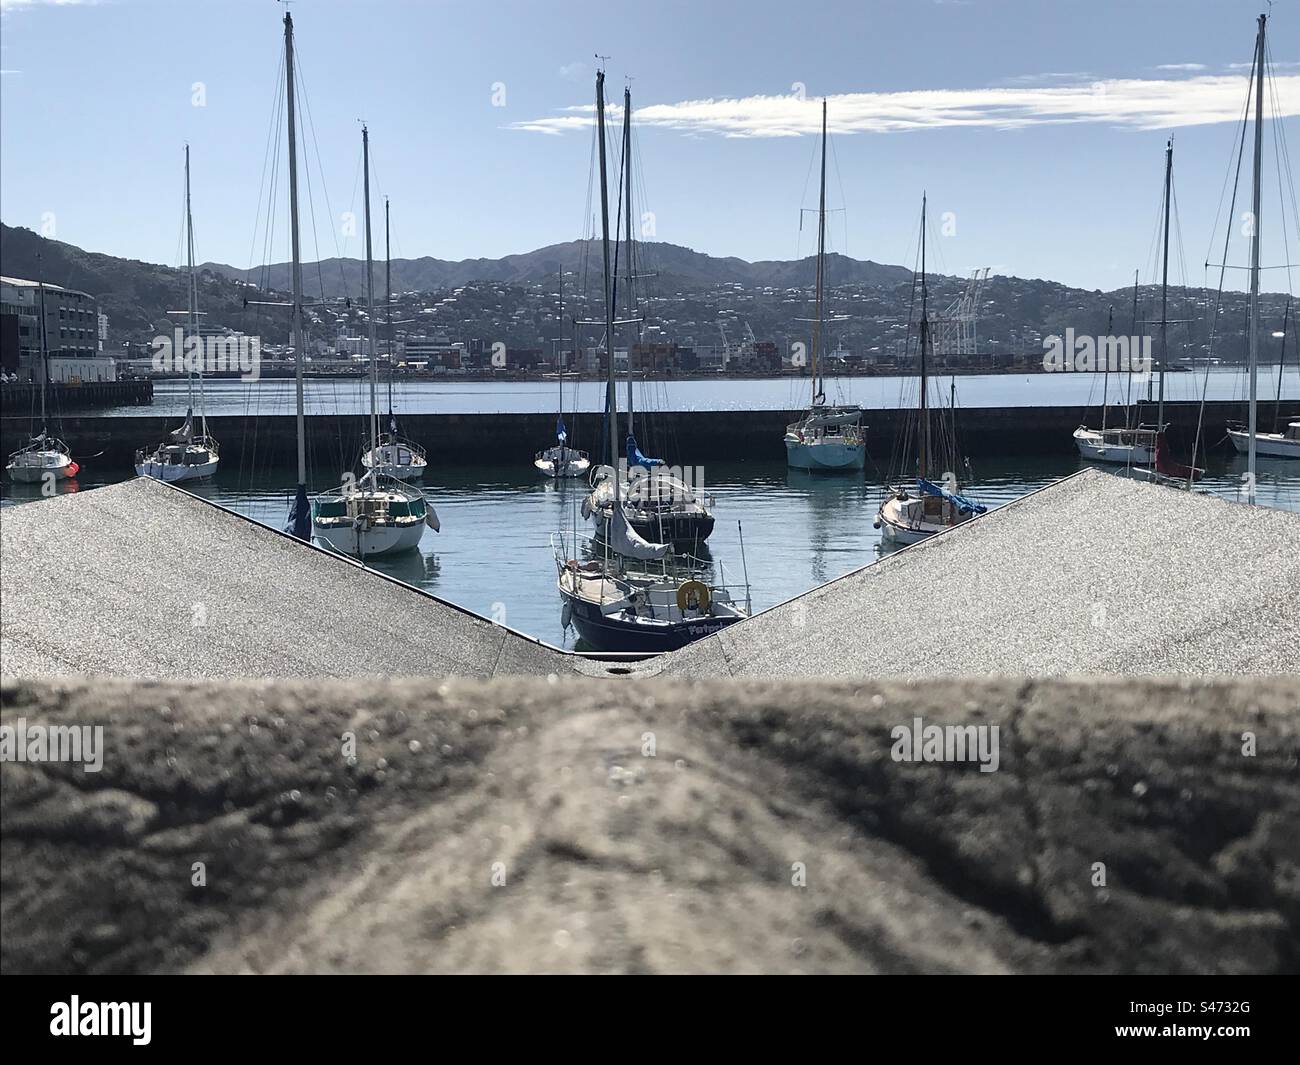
xmin=1225 ymin=14 xmax=1299 ymax=483
xmin=360 ymin=198 xmax=429 ymax=481
xmin=1230 ymin=421 xmax=1300 ymax=459
xmin=876 ymin=195 xmax=986 ymax=545
xmin=1072 ymin=299 xmax=1159 ymax=465
xmin=312 ymin=125 xmax=437 ymax=558
xmin=555 ymin=70 xmax=747 ymax=652
xmin=785 ymin=99 xmax=865 ymax=473
xmin=5 ymin=262 xmax=78 ymax=485
xmin=136 ymin=145 xmax=220 ymax=483
xmin=535 ymin=267 xmax=590 ymax=478
xmin=1093 ymin=141 xmax=1203 ymax=488
xmin=1229 ymin=301 xmax=1299 ymax=459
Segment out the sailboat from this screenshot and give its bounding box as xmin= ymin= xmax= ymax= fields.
xmin=1229 ymin=300 xmax=1300 ymax=459
xmin=360 ymin=198 xmax=429 ymax=481
xmin=1072 ymin=303 xmax=1159 ymax=465
xmin=277 ymin=10 xmax=312 ymax=544
xmin=1124 ymin=140 xmax=1203 ymax=485
xmin=5 ymin=261 xmax=78 ymax=485
xmin=135 ymin=145 xmax=220 ymax=483
xmin=875 ymin=196 xmax=986 ymax=544
xmin=581 ymin=85 xmax=715 ymax=549
xmin=1224 ymin=13 xmax=1300 ymax=481
xmin=534 ymin=267 xmax=590 ymax=478
xmin=312 ymin=125 xmax=436 ymax=558
xmin=556 ymin=70 xmax=747 ymax=652
xmin=785 ymin=99 xmax=865 ymax=472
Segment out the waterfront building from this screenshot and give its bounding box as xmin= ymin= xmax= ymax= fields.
xmin=0 ymin=275 xmax=116 ymax=383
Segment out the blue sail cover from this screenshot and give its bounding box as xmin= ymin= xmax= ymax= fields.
xmin=918 ymin=477 xmax=987 ymax=515
xmin=556 ymin=418 xmax=567 ymax=443
xmin=286 ymin=483 xmax=312 ymax=540
xmin=626 ymin=433 xmax=664 ymax=470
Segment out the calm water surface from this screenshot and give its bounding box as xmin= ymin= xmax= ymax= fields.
xmin=5 ymin=451 xmax=1298 ymax=650
xmin=98 ymin=367 xmax=1300 ymax=418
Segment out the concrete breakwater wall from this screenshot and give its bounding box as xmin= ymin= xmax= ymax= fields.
xmin=0 ymin=379 xmax=153 ymax=413
xmin=3 ymin=400 xmax=1294 ymax=469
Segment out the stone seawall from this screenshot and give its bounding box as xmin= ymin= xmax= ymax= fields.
xmin=5 ymin=399 xmax=1291 ymax=468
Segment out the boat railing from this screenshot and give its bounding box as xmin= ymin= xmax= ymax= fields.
xmin=553 ymin=531 xmax=748 ymax=602
xmin=364 ymin=433 xmax=427 ymax=463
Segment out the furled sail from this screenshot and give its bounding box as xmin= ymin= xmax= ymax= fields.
xmin=286 ymin=483 xmax=311 ymax=540
xmin=1154 ymin=433 xmax=1204 ymax=482
xmin=917 ymin=477 xmax=987 ymax=515
xmin=169 ymin=410 xmax=195 ymax=443
xmin=557 ymin=417 xmax=568 ymax=443
xmin=626 ymin=433 xmax=663 ymax=470
xmin=610 ymin=500 xmax=669 ymax=560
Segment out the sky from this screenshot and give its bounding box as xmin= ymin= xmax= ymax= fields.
xmin=1 ymin=0 xmax=1297 ymax=293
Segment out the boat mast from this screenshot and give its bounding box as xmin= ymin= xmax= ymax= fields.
xmin=919 ymin=195 xmax=930 ymax=481
xmin=1275 ymin=300 xmax=1290 ymax=434
xmin=185 ymin=143 xmax=209 ymax=440
xmin=36 ymin=256 xmax=48 ymax=437
xmin=557 ymin=266 xmax=565 ymax=442
xmin=622 ymin=85 xmax=635 ymax=439
xmin=1126 ymin=269 xmax=1138 ymax=422
xmin=362 ymin=125 xmax=378 ymax=486
xmin=811 ymin=98 xmax=827 ymax=408
xmin=1101 ymin=305 xmax=1113 ymax=432
xmin=1246 ymin=11 xmax=1266 ymax=503
xmin=385 ymin=197 xmax=393 ymax=426
xmin=184 ymin=145 xmax=195 ymax=426
xmin=284 ymin=11 xmax=309 ymax=537
xmin=596 ymin=70 xmax=618 ymax=508
xmin=1157 ymin=139 xmax=1172 ymax=432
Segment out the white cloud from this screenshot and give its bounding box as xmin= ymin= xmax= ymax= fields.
xmin=511 ymin=73 xmax=1300 ymax=138
xmin=1156 ymin=63 xmax=1207 ymax=72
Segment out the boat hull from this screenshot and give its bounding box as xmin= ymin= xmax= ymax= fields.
xmin=563 ymin=590 xmax=741 ymax=652
xmin=312 ymin=519 xmax=425 ymax=558
xmin=877 ymin=514 xmax=934 ymax=545
xmin=535 ymin=458 xmax=591 ymax=479
xmin=785 ymin=437 xmax=865 ymax=471
xmin=1227 ymin=428 xmax=1300 ymax=460
xmin=135 ymin=458 xmax=219 ymax=482
xmin=876 ymin=491 xmax=978 ymax=545
xmin=593 ymin=509 xmax=715 ymax=551
xmin=6 ymin=456 xmax=75 ymax=483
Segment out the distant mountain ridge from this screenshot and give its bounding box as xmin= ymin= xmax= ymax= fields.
xmin=197 ymin=240 xmax=912 ymax=297
xmin=2 ymin=223 xmax=1288 ymax=366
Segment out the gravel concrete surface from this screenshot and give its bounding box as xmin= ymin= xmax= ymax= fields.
xmin=2 ymin=675 xmax=1296 ymax=974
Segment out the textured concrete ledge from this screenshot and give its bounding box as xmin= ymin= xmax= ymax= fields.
xmin=2 ymin=675 xmax=1296 ymax=974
